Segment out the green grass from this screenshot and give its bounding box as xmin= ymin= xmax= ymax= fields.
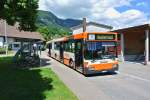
xmin=0 ymin=57 xmax=77 ymax=100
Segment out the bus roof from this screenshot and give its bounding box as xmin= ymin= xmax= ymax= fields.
xmin=47 ymin=32 xmax=117 ymax=43
xmin=46 ymin=37 xmax=67 ymax=44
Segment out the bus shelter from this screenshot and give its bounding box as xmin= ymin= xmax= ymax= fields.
xmin=114 ymin=24 xmax=150 ymax=65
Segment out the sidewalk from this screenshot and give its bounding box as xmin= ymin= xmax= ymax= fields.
xmin=41 ymin=51 xmax=110 ymax=100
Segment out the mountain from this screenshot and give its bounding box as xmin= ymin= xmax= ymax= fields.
xmin=36 ymin=10 xmax=82 ymax=29
xmin=36 ymin=10 xmax=82 ymax=41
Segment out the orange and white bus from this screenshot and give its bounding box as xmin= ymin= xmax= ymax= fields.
xmin=47 ymin=32 xmax=119 ymax=75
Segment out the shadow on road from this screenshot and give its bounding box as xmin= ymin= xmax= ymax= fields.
xmin=40 ymin=58 xmax=51 ymax=66
xmin=87 ymin=72 xmax=118 ymax=77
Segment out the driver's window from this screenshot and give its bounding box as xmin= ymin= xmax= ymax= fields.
xmin=77 ymin=42 xmax=81 ymax=50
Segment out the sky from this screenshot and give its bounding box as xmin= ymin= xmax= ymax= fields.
xmin=38 ymin=0 xmax=150 ymax=29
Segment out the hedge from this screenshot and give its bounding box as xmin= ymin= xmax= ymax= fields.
xmin=0 ymin=48 xmax=6 ymax=54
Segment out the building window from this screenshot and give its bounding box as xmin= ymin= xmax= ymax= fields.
xmin=12 ymin=42 xmax=21 ymax=50
xmin=14 ymin=44 xmax=20 ymax=48
xmin=117 ymin=34 xmax=121 ymax=41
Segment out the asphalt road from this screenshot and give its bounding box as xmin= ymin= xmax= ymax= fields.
xmin=42 ymin=53 xmax=150 ymax=100
xmin=87 ymin=62 xmax=150 ymax=100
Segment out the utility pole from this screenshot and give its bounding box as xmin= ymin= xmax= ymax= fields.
xmin=82 ymin=18 xmax=86 ymax=73
xmin=4 ymin=20 xmax=8 ymax=55
xmin=83 ymin=18 xmax=86 ymax=32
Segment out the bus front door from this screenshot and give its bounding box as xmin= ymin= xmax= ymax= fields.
xmin=75 ymin=40 xmax=83 ymax=73
xmin=60 ymin=42 xmax=64 ymax=62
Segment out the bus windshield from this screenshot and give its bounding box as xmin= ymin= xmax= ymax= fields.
xmin=84 ymin=42 xmax=117 ymax=60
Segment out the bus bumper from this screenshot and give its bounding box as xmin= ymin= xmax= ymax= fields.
xmin=84 ymin=64 xmax=119 ymax=75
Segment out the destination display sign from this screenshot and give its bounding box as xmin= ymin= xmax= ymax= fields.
xmin=95 ymin=34 xmax=115 ymax=40
xmin=96 ymin=34 xmax=115 ymax=40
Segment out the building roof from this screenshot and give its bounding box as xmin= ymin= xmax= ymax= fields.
xmin=113 ymin=24 xmax=150 ymax=33
xmin=0 ymin=20 xmax=44 ymax=41
xmin=71 ymin=22 xmax=113 ymax=30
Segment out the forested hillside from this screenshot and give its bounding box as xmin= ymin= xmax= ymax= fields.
xmin=36 ymin=10 xmax=82 ymax=41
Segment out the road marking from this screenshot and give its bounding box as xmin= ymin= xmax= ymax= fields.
xmin=118 ymin=71 xmax=150 ymax=83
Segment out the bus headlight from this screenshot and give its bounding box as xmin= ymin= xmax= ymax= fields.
xmin=112 ymin=64 xmax=118 ymax=68
xmin=88 ymin=66 xmax=95 ymax=71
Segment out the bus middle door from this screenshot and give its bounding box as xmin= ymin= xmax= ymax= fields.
xmin=75 ymin=40 xmax=83 ymax=72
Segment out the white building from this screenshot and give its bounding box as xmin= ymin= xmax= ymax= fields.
xmin=71 ymin=22 xmax=113 ymax=34
xmin=0 ymin=20 xmax=44 ymax=51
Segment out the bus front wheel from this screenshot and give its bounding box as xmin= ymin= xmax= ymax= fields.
xmin=69 ymin=60 xmax=74 ymax=68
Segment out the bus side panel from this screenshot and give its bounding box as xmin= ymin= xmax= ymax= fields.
xmin=51 ymin=49 xmax=55 ymax=58
xmin=63 ymin=51 xmax=75 ymax=66
xmin=51 ymin=49 xmax=60 ymax=60
xmin=64 ymin=58 xmax=70 ymax=65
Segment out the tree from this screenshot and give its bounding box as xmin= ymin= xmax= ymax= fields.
xmin=0 ymin=0 xmax=39 ymax=31
xmin=37 ymin=26 xmax=52 ymax=41
xmin=37 ymin=26 xmax=70 ymax=41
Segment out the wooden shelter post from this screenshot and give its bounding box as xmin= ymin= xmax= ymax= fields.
xmin=145 ymin=29 xmax=149 ymax=65
xmin=121 ymin=33 xmax=125 ymax=62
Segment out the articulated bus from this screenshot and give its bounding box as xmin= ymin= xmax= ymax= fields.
xmin=47 ymin=32 xmax=119 ymax=75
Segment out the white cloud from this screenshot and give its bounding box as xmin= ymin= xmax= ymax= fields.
xmin=114 ymin=9 xmax=149 ymax=29
xmin=136 ymin=2 xmax=147 ymax=6
xmin=38 ymin=0 xmax=150 ymax=29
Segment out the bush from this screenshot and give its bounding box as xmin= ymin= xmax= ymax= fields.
xmin=0 ymin=48 xmax=6 ymax=54
xmin=8 ymin=45 xmax=12 ymax=50
xmin=14 ymin=52 xmax=40 ymax=68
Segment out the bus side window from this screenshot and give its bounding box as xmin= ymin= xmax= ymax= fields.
xmin=68 ymin=42 xmax=73 ymax=52
xmin=54 ymin=42 xmax=56 ymax=50
xmin=63 ymin=41 xmax=74 ymax=53
xmin=67 ymin=42 xmax=71 ymax=52
xmin=49 ymin=43 xmax=52 ymax=49
xmin=54 ymin=42 xmax=60 ymax=50
xmin=71 ymin=43 xmax=75 ymax=53
xmin=64 ymin=42 xmax=68 ymax=52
